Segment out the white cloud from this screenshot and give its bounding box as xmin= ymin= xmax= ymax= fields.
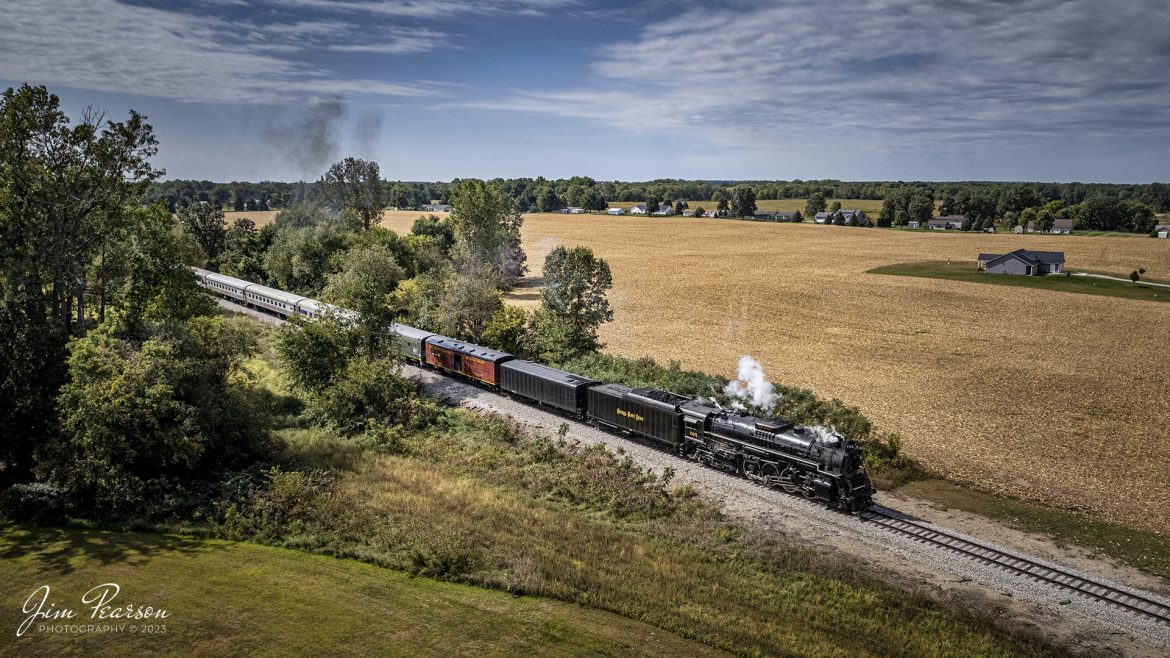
xmin=0 ymin=0 xmax=449 ymax=103
xmin=462 ymin=0 xmax=1170 ymax=154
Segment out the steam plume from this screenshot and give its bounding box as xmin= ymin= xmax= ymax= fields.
xmin=724 ymin=355 xmax=778 ymax=410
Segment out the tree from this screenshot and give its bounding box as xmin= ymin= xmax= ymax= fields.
xmin=711 ymin=188 xmax=730 ymax=212
xmin=539 ymin=245 xmax=613 ymax=355
xmin=0 ymin=85 xmax=160 ymax=483
xmin=731 ymin=186 xmax=757 ymax=218
xmin=582 ymin=188 xmax=607 ymax=211
xmin=220 ymin=218 xmax=272 ymax=283
xmin=308 ymin=357 xmax=417 ymax=436
xmin=435 ymin=270 xmax=504 ymax=343
xmin=263 ymin=225 xmax=349 ymax=296
xmin=274 ymin=316 xmax=354 ymax=392
xmin=410 ymin=214 xmax=455 ymax=252
xmin=482 ymin=306 xmax=530 ymax=356
xmin=645 ymin=195 xmax=660 ymax=214
xmin=176 ymin=203 xmax=226 ymax=263
xmin=448 ymin=179 xmax=527 ymax=287
xmin=37 ymin=317 xmax=265 ymax=514
xmin=805 ymin=193 xmax=827 ymax=218
xmin=233 ymin=194 xmax=245 ymax=212
xmin=321 ymin=245 xmax=403 ymax=358
xmin=907 ymin=194 xmax=933 ymax=227
xmin=534 ymin=186 xmax=561 ymax=213
xmin=829 ymin=200 xmax=842 ymax=213
xmin=317 ymin=157 xmax=385 ymax=230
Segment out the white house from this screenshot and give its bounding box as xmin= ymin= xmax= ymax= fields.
xmin=607 ymin=207 xmax=625 ymax=215
xmin=1156 ymin=225 xmax=1170 ymax=239
xmin=1051 ymin=218 xmax=1073 ymax=234
xmin=629 ymin=205 xmax=647 ymax=214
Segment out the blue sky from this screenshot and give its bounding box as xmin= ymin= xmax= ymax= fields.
xmin=3 ymin=0 xmax=1169 ymax=183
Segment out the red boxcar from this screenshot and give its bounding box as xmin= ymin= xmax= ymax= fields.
xmin=423 ymin=336 xmax=514 ymax=386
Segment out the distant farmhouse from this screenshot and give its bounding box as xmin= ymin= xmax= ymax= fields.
xmin=421 ymin=203 xmax=451 ymax=212
xmin=978 ymin=249 xmax=1065 ymax=276
xmin=629 ymin=205 xmax=647 ymax=215
xmin=606 ymin=207 xmax=625 ymax=215
xmin=1016 ymin=218 xmax=1073 ymax=234
xmin=754 ymin=211 xmax=801 ymax=222
xmin=815 ymin=209 xmax=867 ymax=225
xmin=930 ymin=215 xmax=966 ymax=230
xmin=652 ymin=204 xmax=675 ymax=216
xmin=560 ymin=207 xmax=586 ymax=214
xmin=1155 ymin=225 xmax=1170 ymax=239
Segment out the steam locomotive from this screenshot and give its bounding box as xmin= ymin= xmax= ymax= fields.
xmin=193 ymin=267 xmax=875 ymax=512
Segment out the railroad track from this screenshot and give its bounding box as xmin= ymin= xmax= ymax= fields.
xmin=860 ymin=508 xmax=1170 ymax=625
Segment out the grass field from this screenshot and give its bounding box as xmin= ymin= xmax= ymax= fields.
xmin=380 ymin=213 xmax=1170 ymax=534
xmin=869 ymin=261 xmax=1170 ymax=303
xmin=0 ymin=525 xmax=725 ymax=658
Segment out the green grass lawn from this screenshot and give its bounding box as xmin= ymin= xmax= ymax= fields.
xmin=868 ymin=260 xmax=1170 ymax=303
xmin=899 ymin=480 xmax=1170 ymax=579
xmin=0 ymin=524 xmax=726 ymax=658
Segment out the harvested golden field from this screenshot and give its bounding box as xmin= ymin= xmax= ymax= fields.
xmin=224 ymin=209 xmax=279 ymax=226
xmin=383 ymin=212 xmax=1170 ymax=533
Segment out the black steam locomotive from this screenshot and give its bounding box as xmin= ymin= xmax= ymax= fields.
xmin=194 ymin=267 xmax=875 ymax=512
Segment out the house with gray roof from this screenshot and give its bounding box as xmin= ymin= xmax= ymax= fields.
xmin=1051 ymin=218 xmax=1073 ymax=234
xmin=978 ymin=249 xmax=1065 ymax=276
xmin=1155 ymin=225 xmax=1169 ymax=239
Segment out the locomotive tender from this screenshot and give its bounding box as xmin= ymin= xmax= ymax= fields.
xmin=193 ymin=267 xmax=874 ymax=512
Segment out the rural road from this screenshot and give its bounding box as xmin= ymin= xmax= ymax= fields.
xmin=220 ymin=301 xmax=1170 ymax=656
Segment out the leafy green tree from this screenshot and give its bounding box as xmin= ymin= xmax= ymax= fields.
xmin=448 ymin=179 xmax=526 ymax=287
xmin=262 ymin=225 xmax=349 ymax=296
xmin=176 ymin=203 xmax=227 ymax=263
xmin=274 ymin=316 xmax=354 ymax=392
xmin=529 ymin=308 xmax=579 ymax=363
xmin=732 ymin=186 xmax=757 ymax=218
xmin=37 ymin=317 xmax=265 ymax=514
xmin=321 ymin=245 xmax=403 ymax=358
xmin=409 ymin=214 xmax=455 ymax=253
xmin=316 ymin=157 xmax=385 ymax=230
xmin=645 ymin=195 xmax=660 ymax=214
xmin=307 ymin=357 xmax=417 ymax=436
xmin=435 ymin=269 xmax=505 ymax=343
xmin=829 ymin=200 xmax=842 ymax=213
xmin=534 ymin=186 xmax=562 ymax=212
xmin=0 ymin=84 xmax=161 ymax=483
xmin=711 ymin=188 xmax=730 ymax=211
xmin=482 ymin=306 xmax=530 ymax=356
xmin=582 ymin=188 xmax=607 ymax=211
xmin=539 ymin=245 xmax=613 ymax=355
xmin=805 ymin=193 xmax=827 ymax=218
xmin=907 ymin=194 xmax=934 ymax=226
xmin=219 ymin=218 xmax=273 ymax=283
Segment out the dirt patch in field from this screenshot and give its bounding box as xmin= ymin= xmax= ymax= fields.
xmin=381 ymin=212 xmax=1170 ymax=535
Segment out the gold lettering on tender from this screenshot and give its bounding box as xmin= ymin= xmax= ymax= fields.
xmin=616 ymin=408 xmax=645 ymax=422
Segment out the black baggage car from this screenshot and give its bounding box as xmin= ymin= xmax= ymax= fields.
xmin=499 ymin=360 xmax=599 ymax=416
xmin=586 ymin=384 xmax=688 ymax=447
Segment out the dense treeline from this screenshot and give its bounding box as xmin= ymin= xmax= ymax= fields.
xmin=149 ymin=176 xmax=1170 ymax=216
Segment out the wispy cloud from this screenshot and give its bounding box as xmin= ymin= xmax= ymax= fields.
xmin=272 ymin=0 xmax=577 ymax=19
xmin=0 ymin=0 xmax=451 ymax=103
xmin=462 ymin=0 xmax=1170 ymax=153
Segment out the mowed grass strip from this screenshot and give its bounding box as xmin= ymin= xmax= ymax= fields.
xmin=899 ymin=480 xmax=1170 ymax=580
xmin=0 ymin=524 xmax=727 ymax=658
xmin=868 ymin=261 xmax=1170 ymax=303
